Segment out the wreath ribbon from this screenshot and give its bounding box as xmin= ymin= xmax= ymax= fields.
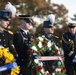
xmin=0 ymin=62 xmax=17 ymax=72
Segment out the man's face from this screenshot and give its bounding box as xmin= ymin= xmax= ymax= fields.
xmin=68 ymin=26 xmax=76 ymax=34
xmin=20 ymin=20 xmax=31 ymax=30
xmin=0 ymin=20 xmax=9 ymax=28
xmin=44 ymin=27 xmax=54 ymax=34
xmin=25 ymin=22 xmax=31 ymax=30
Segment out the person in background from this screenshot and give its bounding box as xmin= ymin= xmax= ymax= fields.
xmin=13 ymin=15 xmax=34 ymax=75
xmin=62 ymin=22 xmax=76 ymax=75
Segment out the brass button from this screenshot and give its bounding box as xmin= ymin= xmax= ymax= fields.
xmin=4 ymin=44 xmax=6 ymax=46
xmin=3 ymin=39 xmax=5 ymax=41
xmin=0 ymin=39 xmax=1 ymax=41
xmin=2 ymin=35 xmax=4 ymax=36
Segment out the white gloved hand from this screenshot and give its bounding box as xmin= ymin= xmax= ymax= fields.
xmin=72 ymin=58 xmax=76 ymax=63
xmin=74 ymin=55 xmax=76 ymax=59
xmin=72 ymin=55 xmax=76 ymax=63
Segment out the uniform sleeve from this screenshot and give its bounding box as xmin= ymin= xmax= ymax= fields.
xmin=62 ymin=34 xmax=75 ymax=59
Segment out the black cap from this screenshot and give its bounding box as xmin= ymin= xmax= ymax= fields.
xmin=43 ymin=21 xmax=53 ymax=28
xmin=0 ymin=10 xmax=10 ymax=21
xmin=19 ymin=15 xmax=32 ymax=23
xmin=68 ymin=23 xmax=76 ymax=28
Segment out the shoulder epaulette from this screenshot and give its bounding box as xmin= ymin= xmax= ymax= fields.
xmin=7 ymin=30 xmax=13 ymax=35
xmin=4 ymin=28 xmax=13 ymax=35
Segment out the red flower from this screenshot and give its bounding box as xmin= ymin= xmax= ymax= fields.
xmin=55 ymin=49 xmax=58 ymax=54
xmin=47 ymin=73 xmax=51 ymax=75
xmin=61 ymin=67 xmax=66 ymax=73
xmin=52 ymin=68 xmax=56 ymax=72
xmin=13 ymin=48 xmax=16 ymax=51
xmin=61 ymin=69 xmax=64 ymax=73
xmin=33 ymin=67 xmax=37 ymax=72
xmin=42 ymin=41 xmax=47 ymax=45
xmin=2 ymin=55 xmax=5 ymax=58
xmin=27 ymin=50 xmax=32 ymax=54
xmin=38 ymin=66 xmax=42 ymax=70
xmin=63 ymin=67 xmax=66 ymax=70
xmin=7 ymin=70 xmax=11 ymax=74
xmin=37 ymin=52 xmax=41 ymax=55
xmin=31 ymin=38 xmax=34 ymax=42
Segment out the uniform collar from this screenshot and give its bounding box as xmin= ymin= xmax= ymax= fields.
xmin=0 ymin=27 xmax=5 ymax=31
xmin=21 ymin=28 xmax=29 ymax=34
xmin=71 ymin=32 xmax=76 ymax=37
xmin=45 ymin=33 xmax=52 ymax=39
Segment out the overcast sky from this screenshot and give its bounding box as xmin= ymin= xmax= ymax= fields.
xmin=34 ymin=0 xmax=76 ymax=24
xmin=51 ymin=0 xmax=76 ymax=18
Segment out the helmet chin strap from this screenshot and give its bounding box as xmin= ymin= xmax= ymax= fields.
xmin=0 ymin=25 xmax=8 ymax=31
xmin=47 ymin=33 xmax=53 ymax=38
xmin=48 ymin=33 xmax=59 ymax=39
xmin=48 ymin=32 xmax=53 ymax=35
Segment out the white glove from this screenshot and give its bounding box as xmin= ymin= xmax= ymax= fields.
xmin=72 ymin=58 xmax=76 ymax=63
xmin=75 ymin=55 xmax=76 ymax=59
xmin=72 ymin=55 xmax=76 ymax=63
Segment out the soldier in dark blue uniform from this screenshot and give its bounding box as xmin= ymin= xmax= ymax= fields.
xmin=13 ymin=15 xmax=34 ymax=75
xmin=0 ymin=10 xmax=13 ymax=75
xmin=0 ymin=10 xmax=11 ymax=48
xmin=42 ymin=20 xmax=59 ymax=74
xmin=43 ymin=21 xmax=59 ymax=43
xmin=62 ymin=22 xmax=76 ymax=75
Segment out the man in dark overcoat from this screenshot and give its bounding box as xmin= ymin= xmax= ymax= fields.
xmin=13 ymin=15 xmax=34 ymax=75
xmin=62 ymin=22 xmax=76 ymax=75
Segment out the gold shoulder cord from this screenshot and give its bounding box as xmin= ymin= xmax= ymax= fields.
xmin=62 ymin=35 xmax=69 ymax=45
xmin=4 ymin=29 xmax=13 ymax=35
xmin=62 ymin=35 xmax=75 ymax=56
xmin=62 ymin=35 xmax=74 ymax=48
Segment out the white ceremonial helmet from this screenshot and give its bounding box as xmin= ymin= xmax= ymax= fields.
xmin=5 ymin=2 xmax=16 ymax=18
xmin=47 ymin=14 xmax=55 ymax=24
